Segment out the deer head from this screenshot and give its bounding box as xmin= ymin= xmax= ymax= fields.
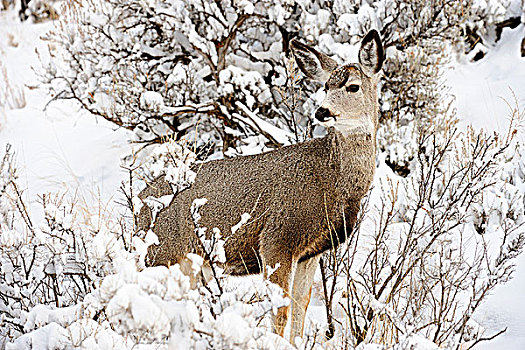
xmin=291 ymin=30 xmax=384 ymax=135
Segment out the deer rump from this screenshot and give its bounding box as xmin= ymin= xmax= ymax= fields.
xmin=138 ymin=129 xmax=374 ymax=275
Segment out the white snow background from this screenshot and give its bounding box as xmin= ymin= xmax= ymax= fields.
xmin=445 ymin=24 xmax=525 ymax=350
xmin=1 ymin=6 xmax=525 ymax=350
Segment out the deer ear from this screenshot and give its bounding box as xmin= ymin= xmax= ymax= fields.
xmin=359 ymin=30 xmax=384 ymax=76
xmin=291 ymin=39 xmax=338 ymax=82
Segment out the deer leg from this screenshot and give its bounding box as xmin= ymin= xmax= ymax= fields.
xmin=263 ymin=254 xmax=297 ymax=337
xmin=290 ymin=255 xmax=321 ymax=344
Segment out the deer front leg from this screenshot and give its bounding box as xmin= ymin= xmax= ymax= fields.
xmin=290 ymin=255 xmax=321 ymax=344
xmin=263 ymin=253 xmax=297 ymax=337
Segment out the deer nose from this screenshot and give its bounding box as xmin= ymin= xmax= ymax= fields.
xmin=315 ymin=107 xmax=332 ymax=122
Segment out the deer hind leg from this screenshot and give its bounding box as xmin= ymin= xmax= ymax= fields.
xmin=263 ymin=254 xmax=297 ymax=338
xmin=178 ymin=257 xmax=213 ymax=289
xmin=290 ymin=255 xmax=321 ymax=345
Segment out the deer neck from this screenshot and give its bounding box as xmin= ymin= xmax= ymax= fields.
xmin=329 ymin=123 xmax=377 ymax=191
xmin=333 ymin=115 xmax=376 ymax=138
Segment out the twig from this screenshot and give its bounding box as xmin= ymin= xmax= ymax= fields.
xmin=466 ymin=327 xmax=507 ymax=350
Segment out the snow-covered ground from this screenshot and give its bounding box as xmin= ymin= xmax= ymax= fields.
xmin=0 ymin=14 xmax=130 ymax=224
xmin=447 ymin=25 xmax=525 ymax=138
xmin=446 ymin=24 xmax=525 ymax=349
xmin=1 ymin=10 xmax=525 ymax=349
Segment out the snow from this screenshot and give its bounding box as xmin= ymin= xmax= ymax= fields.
xmin=140 ymin=91 xmax=165 ymax=111
xmin=0 ymin=15 xmax=130 ymax=224
xmin=445 ymin=24 xmax=525 ymax=349
xmin=393 ymin=334 xmax=440 ymax=350
xmin=24 ymin=304 xmax=80 ymax=330
xmin=446 ymin=25 xmax=525 ymax=138
xmin=1 ymin=5 xmax=525 ymax=350
xmin=7 ymin=323 xmax=68 ymax=350
xmin=231 ymin=212 xmax=251 ymax=235
xmin=235 ymin=101 xmax=294 ymax=145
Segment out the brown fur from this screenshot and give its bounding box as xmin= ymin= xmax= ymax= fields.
xmin=138 ymin=130 xmax=375 ymax=271
xmin=137 ymin=29 xmax=383 ymax=343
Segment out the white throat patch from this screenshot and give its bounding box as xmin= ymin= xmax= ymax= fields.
xmin=332 ymin=116 xmax=375 ymax=137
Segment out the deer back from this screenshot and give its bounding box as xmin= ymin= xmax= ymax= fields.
xmin=138 ymin=128 xmax=375 ymax=273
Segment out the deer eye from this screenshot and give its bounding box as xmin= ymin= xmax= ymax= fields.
xmin=346 ymin=84 xmax=360 ymax=93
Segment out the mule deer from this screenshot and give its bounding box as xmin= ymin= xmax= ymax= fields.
xmin=137 ymin=30 xmax=384 ymax=344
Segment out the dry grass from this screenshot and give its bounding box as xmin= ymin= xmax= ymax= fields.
xmin=0 ymin=60 xmax=26 ymax=110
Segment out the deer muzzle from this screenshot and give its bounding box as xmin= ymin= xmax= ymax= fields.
xmin=315 ymin=107 xmax=334 ymax=122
